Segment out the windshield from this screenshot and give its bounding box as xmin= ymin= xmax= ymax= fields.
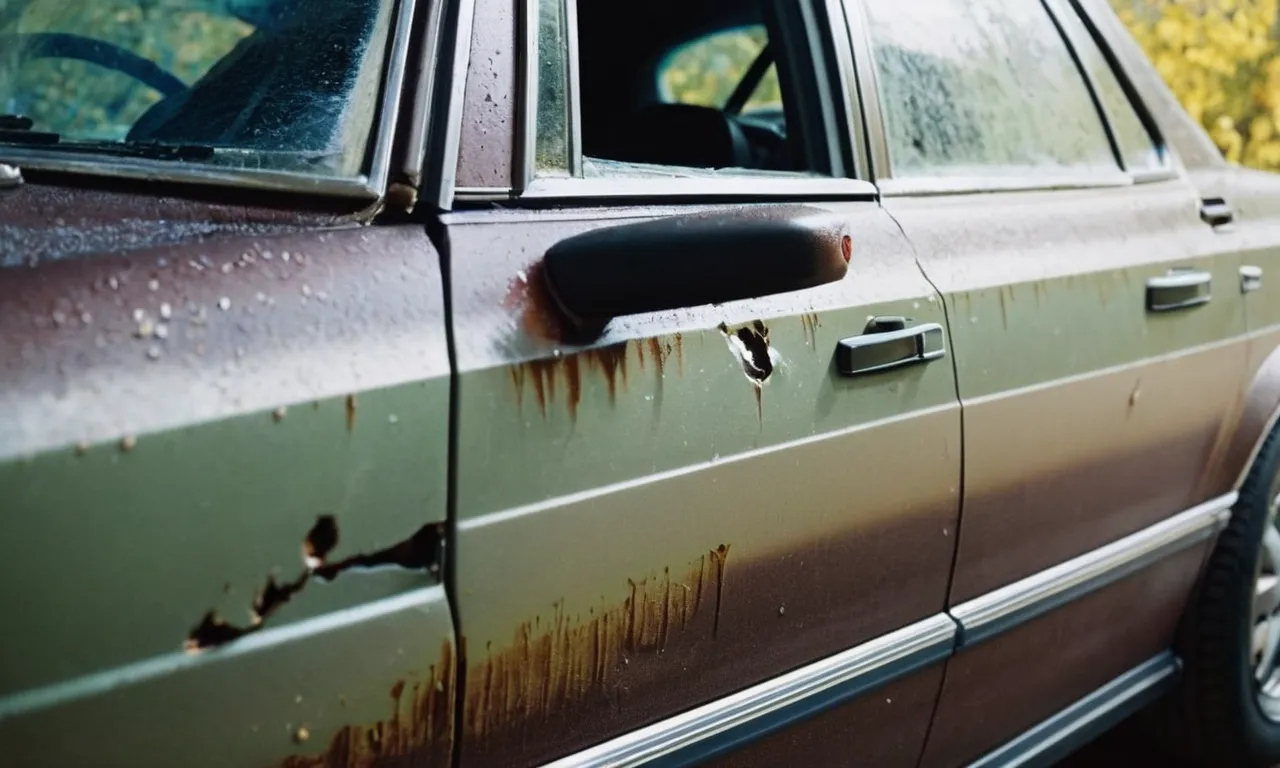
xmin=0 ymin=0 xmax=395 ymax=179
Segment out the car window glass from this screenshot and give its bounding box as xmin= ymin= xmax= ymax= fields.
xmin=861 ymin=0 xmax=1118 ymax=178
xmin=1054 ymin=3 xmax=1163 ymax=173
xmin=657 ymin=27 xmax=783 ymax=115
xmin=536 ymin=0 xmax=824 ymax=179
xmin=536 ymin=0 xmax=570 ymax=174
xmin=0 ymin=0 xmax=395 ymax=179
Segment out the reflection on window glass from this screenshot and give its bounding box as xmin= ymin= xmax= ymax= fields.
xmin=0 ymin=0 xmax=395 ymax=178
xmin=862 ymin=0 xmax=1117 ymax=177
xmin=658 ymin=26 xmax=781 ymax=114
xmin=536 ymin=0 xmax=570 ymax=173
xmin=1055 ymin=4 xmax=1163 ymax=173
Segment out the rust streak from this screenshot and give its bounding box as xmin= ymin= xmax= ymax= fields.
xmin=465 ymin=550 xmax=731 ymax=750
xmin=710 ymin=544 xmax=730 ymax=639
xmin=280 ymin=641 xmax=456 ymax=768
xmin=345 ymin=394 xmax=357 ymax=433
xmin=674 ymin=333 xmax=684 ymax=375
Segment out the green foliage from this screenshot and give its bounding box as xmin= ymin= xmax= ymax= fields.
xmin=0 ymin=0 xmax=250 ymax=139
xmin=1111 ymin=0 xmax=1280 ymax=170
xmin=659 ymin=26 xmax=782 ymax=112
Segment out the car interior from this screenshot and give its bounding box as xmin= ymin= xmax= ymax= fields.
xmin=576 ymin=0 xmax=829 ymax=174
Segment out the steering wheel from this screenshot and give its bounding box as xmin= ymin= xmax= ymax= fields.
xmin=3 ymin=33 xmax=186 ymax=98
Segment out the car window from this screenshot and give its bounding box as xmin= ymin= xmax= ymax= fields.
xmin=1053 ymin=2 xmax=1164 ymax=173
xmin=0 ymin=0 xmax=396 ymax=179
xmin=537 ymin=0 xmax=825 ymax=179
xmin=657 ymin=26 xmax=783 ymax=116
xmin=861 ymin=0 xmax=1118 ymax=178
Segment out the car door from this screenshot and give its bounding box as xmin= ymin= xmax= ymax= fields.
xmin=0 ymin=215 xmax=456 ymax=767
xmin=440 ymin=0 xmax=961 ymax=764
xmin=842 ymin=0 xmax=1250 ymax=763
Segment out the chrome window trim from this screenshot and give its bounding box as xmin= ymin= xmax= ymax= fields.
xmin=564 ymin=0 xmax=583 ymax=178
xmin=951 ymin=491 xmax=1237 ymax=647
xmin=0 ymin=149 xmax=379 ymax=199
xmin=0 ymin=0 xmax=420 ymax=202
xmin=432 ymin=0 xmax=481 ymax=210
xmin=516 ymin=0 xmax=540 ymax=193
xmin=403 ymin=0 xmax=452 ymax=189
xmin=969 ymin=653 xmax=1180 ymax=768
xmin=840 ymin=0 xmax=888 ymax=182
xmin=522 ymin=175 xmax=878 ymax=201
xmin=367 ymin=0 xmax=421 ymax=194
xmin=878 ymin=172 xmax=1133 ymax=198
xmin=543 ymin=613 xmax=957 ymax=768
xmin=823 ymin=0 xmax=865 ymax=179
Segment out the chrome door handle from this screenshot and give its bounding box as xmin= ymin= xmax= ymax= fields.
xmin=1146 ymin=269 xmax=1212 ymax=312
xmin=837 ymin=321 xmax=946 ymax=377
xmin=1242 ymin=265 xmax=1263 ymax=293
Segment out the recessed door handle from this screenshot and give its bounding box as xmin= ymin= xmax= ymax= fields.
xmin=1146 ymin=269 xmax=1212 ymax=312
xmin=837 ymin=322 xmax=946 ymax=377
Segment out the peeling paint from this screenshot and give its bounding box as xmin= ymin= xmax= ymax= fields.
xmin=185 ymin=518 xmax=445 ymax=652
xmin=720 ymin=320 xmax=774 ymax=422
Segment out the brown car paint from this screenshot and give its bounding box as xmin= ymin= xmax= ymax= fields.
xmin=919 ymin=543 xmax=1209 ymax=767
xmin=704 ymin=664 xmax=946 ymax=768
xmin=443 ymin=202 xmax=960 ymax=766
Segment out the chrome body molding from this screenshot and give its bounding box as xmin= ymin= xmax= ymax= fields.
xmin=952 ymin=492 xmax=1237 ymax=647
xmin=969 ymin=652 xmax=1180 ymax=768
xmin=543 ymin=613 xmax=957 ymax=768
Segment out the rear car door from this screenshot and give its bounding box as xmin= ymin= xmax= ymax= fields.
xmin=844 ymin=0 xmax=1250 ymax=762
xmin=442 ymin=0 xmax=961 ymax=764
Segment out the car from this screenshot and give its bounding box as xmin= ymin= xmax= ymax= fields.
xmin=5 ymin=0 xmax=1280 ymax=765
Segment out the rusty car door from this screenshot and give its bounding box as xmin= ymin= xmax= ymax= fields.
xmin=0 ymin=207 xmax=456 ymax=766
xmin=440 ymin=0 xmax=962 ymax=764
xmin=844 ymin=0 xmax=1250 ymax=763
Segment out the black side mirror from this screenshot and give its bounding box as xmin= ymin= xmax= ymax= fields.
xmin=542 ymin=204 xmax=851 ymax=334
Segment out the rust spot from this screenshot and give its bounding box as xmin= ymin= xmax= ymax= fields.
xmin=508 ymin=341 xmax=631 ymax=418
xmin=281 ymin=642 xmax=456 ymax=768
xmin=800 ymin=313 xmax=821 ymax=349
xmin=186 ymin=518 xmax=444 ymax=652
xmin=841 ymin=234 xmax=853 ymax=263
xmin=503 ymin=261 xmax=574 ymax=343
xmin=345 ymin=394 xmax=357 ymax=432
xmin=463 ymin=546 xmax=732 ymax=745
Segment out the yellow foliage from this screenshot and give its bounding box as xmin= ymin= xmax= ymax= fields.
xmin=1113 ymin=0 xmax=1280 ymax=170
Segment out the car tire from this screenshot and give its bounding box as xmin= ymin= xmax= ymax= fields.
xmin=1166 ymin=423 xmax=1280 ymax=767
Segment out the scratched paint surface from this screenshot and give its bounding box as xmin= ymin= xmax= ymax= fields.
xmin=444 ymin=202 xmax=961 ymax=765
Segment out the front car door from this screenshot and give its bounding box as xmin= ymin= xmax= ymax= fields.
xmin=844 ymin=0 xmax=1251 ymax=762
xmin=0 ymin=2 xmax=456 ymax=766
xmin=442 ymin=0 xmax=961 ymax=764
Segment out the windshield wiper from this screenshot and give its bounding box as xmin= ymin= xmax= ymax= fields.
xmin=0 ymin=117 xmax=215 ymax=161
